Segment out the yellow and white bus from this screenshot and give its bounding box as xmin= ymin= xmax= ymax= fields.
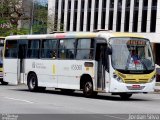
xmin=0 ymin=37 xmax=7 ymax=85
xmin=3 ymin=31 xmax=156 ymax=99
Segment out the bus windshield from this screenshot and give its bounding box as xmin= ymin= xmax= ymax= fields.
xmin=110 ymin=37 xmax=155 ymax=73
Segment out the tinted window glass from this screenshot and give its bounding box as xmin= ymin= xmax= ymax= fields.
xmin=27 ymin=40 xmax=40 ymax=58
xmin=41 ymin=39 xmax=57 ymax=58
xmin=5 ymin=40 xmax=18 ymax=58
xmin=59 ymin=39 xmax=76 ymax=59
xmin=76 ymin=39 xmax=94 ymax=59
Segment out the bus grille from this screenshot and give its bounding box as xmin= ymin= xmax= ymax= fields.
xmin=124 ymin=79 xmax=149 ymax=84
xmin=127 ymin=86 xmax=145 ymax=90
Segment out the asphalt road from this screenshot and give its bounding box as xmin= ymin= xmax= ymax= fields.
xmin=0 ymin=84 xmax=160 ymax=120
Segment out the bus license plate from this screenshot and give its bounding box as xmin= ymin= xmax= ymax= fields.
xmin=132 ymin=85 xmax=140 ymax=88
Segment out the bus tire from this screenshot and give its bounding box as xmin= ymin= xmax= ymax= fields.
xmin=27 ymin=73 xmax=38 ymax=92
xmin=83 ymin=80 xmax=96 ymax=97
xmin=1 ymin=80 xmax=8 ymax=85
xmin=119 ymin=93 xmax=132 ymax=100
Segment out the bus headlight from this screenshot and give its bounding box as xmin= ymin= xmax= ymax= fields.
xmin=149 ymin=75 xmax=156 ymax=83
xmin=113 ymin=73 xmax=117 ymax=78
xmin=113 ymin=73 xmax=123 ymax=83
xmin=117 ymin=77 xmax=123 ymax=83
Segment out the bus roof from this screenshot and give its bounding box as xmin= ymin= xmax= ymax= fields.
xmin=5 ymin=32 xmax=144 ymax=40
xmin=0 ymin=37 xmax=5 ymax=39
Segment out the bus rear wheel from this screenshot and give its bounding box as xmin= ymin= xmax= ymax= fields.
xmin=119 ymin=93 xmax=132 ymax=100
xmin=83 ymin=81 xmax=97 ymax=97
xmin=27 ymin=73 xmax=38 ymax=92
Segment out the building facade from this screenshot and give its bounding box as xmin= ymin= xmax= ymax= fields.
xmin=48 ymin=0 xmax=160 ymax=34
xmin=20 ymin=0 xmax=48 ymax=34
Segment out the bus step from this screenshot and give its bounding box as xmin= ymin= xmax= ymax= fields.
xmin=96 ymin=88 xmax=105 ymax=92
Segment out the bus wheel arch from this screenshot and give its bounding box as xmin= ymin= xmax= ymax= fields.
xmin=80 ymin=74 xmax=97 ymax=97
xmin=27 ymin=71 xmax=38 ymax=92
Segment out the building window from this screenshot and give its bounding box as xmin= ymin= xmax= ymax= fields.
xmin=87 ymin=0 xmax=92 ymax=31
xmin=73 ymin=0 xmax=78 ymax=31
xmin=94 ymin=0 xmax=99 ymax=30
xmin=66 ymin=0 xmax=71 ymax=31
xmin=101 ymin=0 xmax=107 ymax=29
xmin=141 ymin=0 xmax=148 ymax=32
xmin=60 ymin=0 xmax=65 ymax=31
xmin=108 ymin=0 xmax=114 ymax=30
xmin=132 ymin=0 xmax=139 ymax=32
xmin=150 ymin=0 xmax=157 ymax=32
xmin=124 ymin=0 xmax=130 ymax=32
xmin=80 ymin=0 xmax=85 ymax=31
xmin=74 ymin=0 xmax=78 ymax=10
xmin=54 ymin=0 xmax=59 ymax=31
xmin=116 ymin=0 xmax=122 ymax=31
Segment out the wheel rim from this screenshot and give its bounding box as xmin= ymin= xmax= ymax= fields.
xmin=30 ymin=76 xmax=36 ymax=89
xmin=85 ymin=82 xmax=92 ymax=94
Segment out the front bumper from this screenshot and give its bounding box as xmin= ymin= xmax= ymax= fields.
xmin=109 ymin=78 xmax=156 ymax=93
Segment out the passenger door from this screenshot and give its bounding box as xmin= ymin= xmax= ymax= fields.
xmin=3 ymin=40 xmax=19 ymax=85
xmin=18 ymin=40 xmax=28 ymax=84
xmin=95 ymin=41 xmax=110 ymax=91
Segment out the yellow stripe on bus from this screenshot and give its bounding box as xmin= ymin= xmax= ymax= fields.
xmin=112 ymin=33 xmax=144 ymax=38
xmin=52 ymin=64 xmax=56 ymax=75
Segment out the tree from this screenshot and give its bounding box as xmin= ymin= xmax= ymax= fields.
xmin=0 ymin=0 xmax=62 ymax=36
xmin=32 ymin=1 xmax=48 ymax=34
xmin=32 ymin=1 xmax=64 ymax=34
xmin=0 ymin=0 xmax=32 ymax=36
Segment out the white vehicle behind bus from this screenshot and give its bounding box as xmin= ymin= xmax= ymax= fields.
xmin=0 ymin=37 xmax=8 ymax=85
xmin=3 ymin=31 xmax=156 ymax=99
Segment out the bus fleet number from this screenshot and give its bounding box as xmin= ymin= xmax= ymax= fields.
xmin=71 ymin=65 xmax=82 ymax=71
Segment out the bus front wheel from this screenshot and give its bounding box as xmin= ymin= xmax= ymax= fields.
xmin=83 ymin=81 xmax=97 ymax=97
xmin=27 ymin=73 xmax=38 ymax=92
xmin=119 ymin=93 xmax=132 ymax=100
xmin=1 ymin=80 xmax=8 ymax=85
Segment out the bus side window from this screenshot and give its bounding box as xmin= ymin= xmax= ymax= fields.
xmin=27 ymin=40 xmax=40 ymax=58
xmin=76 ymin=38 xmax=94 ymax=59
xmin=41 ymin=39 xmax=58 ymax=59
xmin=58 ymin=39 xmax=76 ymax=59
xmin=5 ymin=40 xmax=18 ymax=58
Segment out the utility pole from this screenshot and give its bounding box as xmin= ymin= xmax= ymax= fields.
xmin=30 ymin=0 xmax=35 ymax=34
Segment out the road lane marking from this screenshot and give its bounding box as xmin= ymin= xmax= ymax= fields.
xmin=4 ymin=97 xmax=34 ymax=104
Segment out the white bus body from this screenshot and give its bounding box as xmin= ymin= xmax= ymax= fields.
xmin=3 ymin=32 xmax=156 ymax=99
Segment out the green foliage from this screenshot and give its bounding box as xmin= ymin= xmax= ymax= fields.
xmin=32 ymin=1 xmax=48 ymax=34
xmin=0 ymin=0 xmax=63 ymax=35
xmin=0 ymin=0 xmax=30 ymax=36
